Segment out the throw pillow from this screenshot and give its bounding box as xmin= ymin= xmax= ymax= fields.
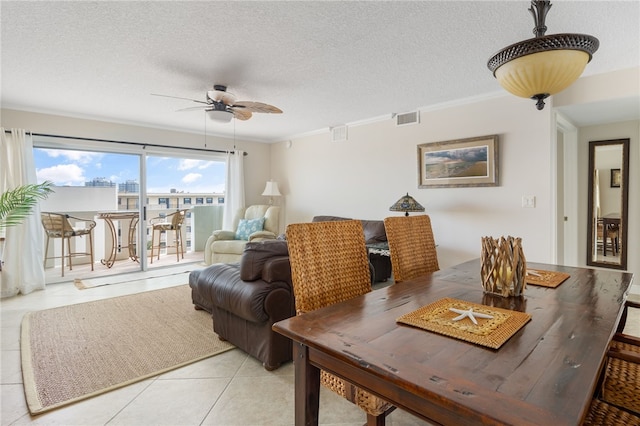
xmin=235 ymin=217 xmax=265 ymax=240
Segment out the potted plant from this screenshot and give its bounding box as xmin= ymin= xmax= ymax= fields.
xmin=0 ymin=181 xmax=54 ymax=271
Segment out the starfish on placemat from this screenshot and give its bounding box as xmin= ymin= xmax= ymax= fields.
xmin=449 ymin=307 xmax=494 ymax=325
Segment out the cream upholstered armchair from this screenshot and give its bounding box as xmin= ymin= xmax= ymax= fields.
xmin=204 ymin=204 xmax=280 ymax=265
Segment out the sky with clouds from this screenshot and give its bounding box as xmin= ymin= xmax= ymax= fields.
xmin=34 ymin=148 xmax=226 ymax=194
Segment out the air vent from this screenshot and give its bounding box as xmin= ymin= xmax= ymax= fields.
xmin=395 ymin=111 xmax=420 ymax=126
xmin=331 ymin=125 xmax=348 ymax=142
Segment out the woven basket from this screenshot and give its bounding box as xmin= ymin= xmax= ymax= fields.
xmin=480 ymin=236 xmax=526 ymax=297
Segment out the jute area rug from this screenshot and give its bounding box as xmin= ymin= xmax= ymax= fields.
xmin=21 ymin=285 xmax=234 ymax=414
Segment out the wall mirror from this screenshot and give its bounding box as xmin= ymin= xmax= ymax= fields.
xmin=586 ymin=138 xmax=629 ymax=270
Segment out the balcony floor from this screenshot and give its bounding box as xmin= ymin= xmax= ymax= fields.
xmin=44 ymin=250 xmax=205 ymax=285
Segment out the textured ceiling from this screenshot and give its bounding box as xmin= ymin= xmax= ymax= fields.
xmin=2 ymin=1 xmax=639 ymax=143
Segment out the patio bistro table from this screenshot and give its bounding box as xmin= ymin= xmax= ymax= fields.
xmin=97 ymin=210 xmax=139 ymax=268
xmin=273 ymin=259 xmax=634 ymax=426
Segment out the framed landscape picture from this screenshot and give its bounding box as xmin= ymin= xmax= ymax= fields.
xmin=418 ymin=135 xmax=499 ymax=188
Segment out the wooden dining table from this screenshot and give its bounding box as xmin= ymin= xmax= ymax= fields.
xmin=273 ymin=259 xmax=634 ymax=426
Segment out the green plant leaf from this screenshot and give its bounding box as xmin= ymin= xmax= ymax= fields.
xmin=0 ymin=181 xmax=54 ymax=229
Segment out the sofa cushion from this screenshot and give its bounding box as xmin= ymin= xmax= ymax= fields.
xmin=235 ymin=217 xmax=265 ymax=240
xmin=362 ymin=220 xmax=387 ymax=244
xmin=312 ymin=215 xmax=387 ymax=244
xmin=240 ymin=240 xmax=289 ymax=281
xmin=312 ymin=215 xmax=350 ymax=223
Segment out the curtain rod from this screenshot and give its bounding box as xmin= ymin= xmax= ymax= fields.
xmin=2 ymin=131 xmax=248 ymax=156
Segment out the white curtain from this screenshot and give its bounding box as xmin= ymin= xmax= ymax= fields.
xmin=222 ymin=150 xmax=245 ymax=230
xmin=1 ymin=128 xmax=46 ymax=297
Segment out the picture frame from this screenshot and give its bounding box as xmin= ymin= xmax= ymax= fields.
xmin=417 ymin=135 xmax=499 ymax=188
xmin=610 ymin=168 xmax=621 ymax=188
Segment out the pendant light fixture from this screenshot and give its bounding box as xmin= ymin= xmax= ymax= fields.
xmin=487 ymin=1 xmax=599 ymax=110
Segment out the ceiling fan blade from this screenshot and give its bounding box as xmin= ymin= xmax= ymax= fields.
xmin=151 ymin=93 xmax=208 ymax=104
xmin=207 ymin=89 xmax=237 ymax=105
xmin=233 ymin=101 xmax=282 ymax=114
xmin=176 ymin=105 xmax=210 ymax=112
xmin=232 ymin=108 xmax=253 ymax=121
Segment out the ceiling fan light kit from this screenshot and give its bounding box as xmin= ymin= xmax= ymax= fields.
xmin=487 ymin=0 xmax=599 ymax=110
xmin=207 ymin=109 xmax=234 ymax=123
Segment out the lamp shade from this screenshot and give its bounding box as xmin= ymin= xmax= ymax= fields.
xmin=487 ymin=1 xmax=599 ymax=110
xmin=389 ymin=193 xmax=424 ymax=216
xmin=262 ymin=180 xmax=281 ymax=197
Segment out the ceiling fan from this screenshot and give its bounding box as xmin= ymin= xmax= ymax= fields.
xmin=152 ymin=84 xmax=282 ymax=122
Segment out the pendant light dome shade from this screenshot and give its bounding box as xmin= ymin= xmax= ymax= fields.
xmin=487 ymin=1 xmax=599 ymax=110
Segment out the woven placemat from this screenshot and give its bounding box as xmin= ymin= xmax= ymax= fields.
xmin=397 ymin=298 xmax=531 ymax=349
xmin=526 ymin=269 xmax=570 ymax=288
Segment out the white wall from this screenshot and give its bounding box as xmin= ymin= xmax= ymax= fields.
xmin=272 ymin=95 xmax=553 ymax=270
xmin=40 ymin=186 xmax=116 ymax=213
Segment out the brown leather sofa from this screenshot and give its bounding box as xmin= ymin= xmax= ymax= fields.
xmin=189 ymin=218 xmax=390 ymax=370
xmin=312 ymin=215 xmax=392 ymax=282
xmin=189 ymin=239 xmax=294 ymax=370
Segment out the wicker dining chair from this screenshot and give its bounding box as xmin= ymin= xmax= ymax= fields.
xmin=601 ymin=338 xmax=640 ymax=416
xmin=149 ymin=208 xmax=188 ymax=264
xmin=383 ymin=215 xmax=439 ymax=283
xmin=286 ymin=220 xmax=394 ymax=426
xmin=582 ymin=398 xmax=640 ymax=425
xmin=41 ymin=212 xmax=96 ymax=277
xmin=598 ymin=298 xmax=640 ymax=415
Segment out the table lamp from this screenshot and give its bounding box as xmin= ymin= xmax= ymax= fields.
xmin=389 ymin=193 xmax=424 ymax=216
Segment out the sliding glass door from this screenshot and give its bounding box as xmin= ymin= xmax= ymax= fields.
xmin=144 ymin=154 xmax=225 ymax=266
xmin=33 ymin=136 xmax=227 ymax=284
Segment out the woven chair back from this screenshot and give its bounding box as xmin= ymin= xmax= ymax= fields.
xmin=41 ymin=212 xmax=70 ymax=236
xmin=41 ymin=212 xmax=93 ymax=237
xmin=285 ymin=220 xmax=371 ymax=315
xmin=384 ymin=215 xmax=439 ymax=283
xmin=285 ymin=220 xmax=393 ymax=419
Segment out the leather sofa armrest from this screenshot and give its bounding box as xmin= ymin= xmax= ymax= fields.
xmin=262 ymin=256 xmax=291 ymax=284
xmin=199 ymin=263 xmax=290 ymax=323
xmin=240 ymin=240 xmax=289 ymax=281
xmin=248 ymin=230 xmax=277 ymax=241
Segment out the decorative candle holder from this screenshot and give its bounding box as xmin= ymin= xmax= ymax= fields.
xmin=481 ymin=236 xmax=527 ymax=297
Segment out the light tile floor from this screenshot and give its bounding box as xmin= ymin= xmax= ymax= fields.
xmin=1 ymin=273 xmax=429 ymax=426
xmin=2 ymin=273 xmax=638 ymax=426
